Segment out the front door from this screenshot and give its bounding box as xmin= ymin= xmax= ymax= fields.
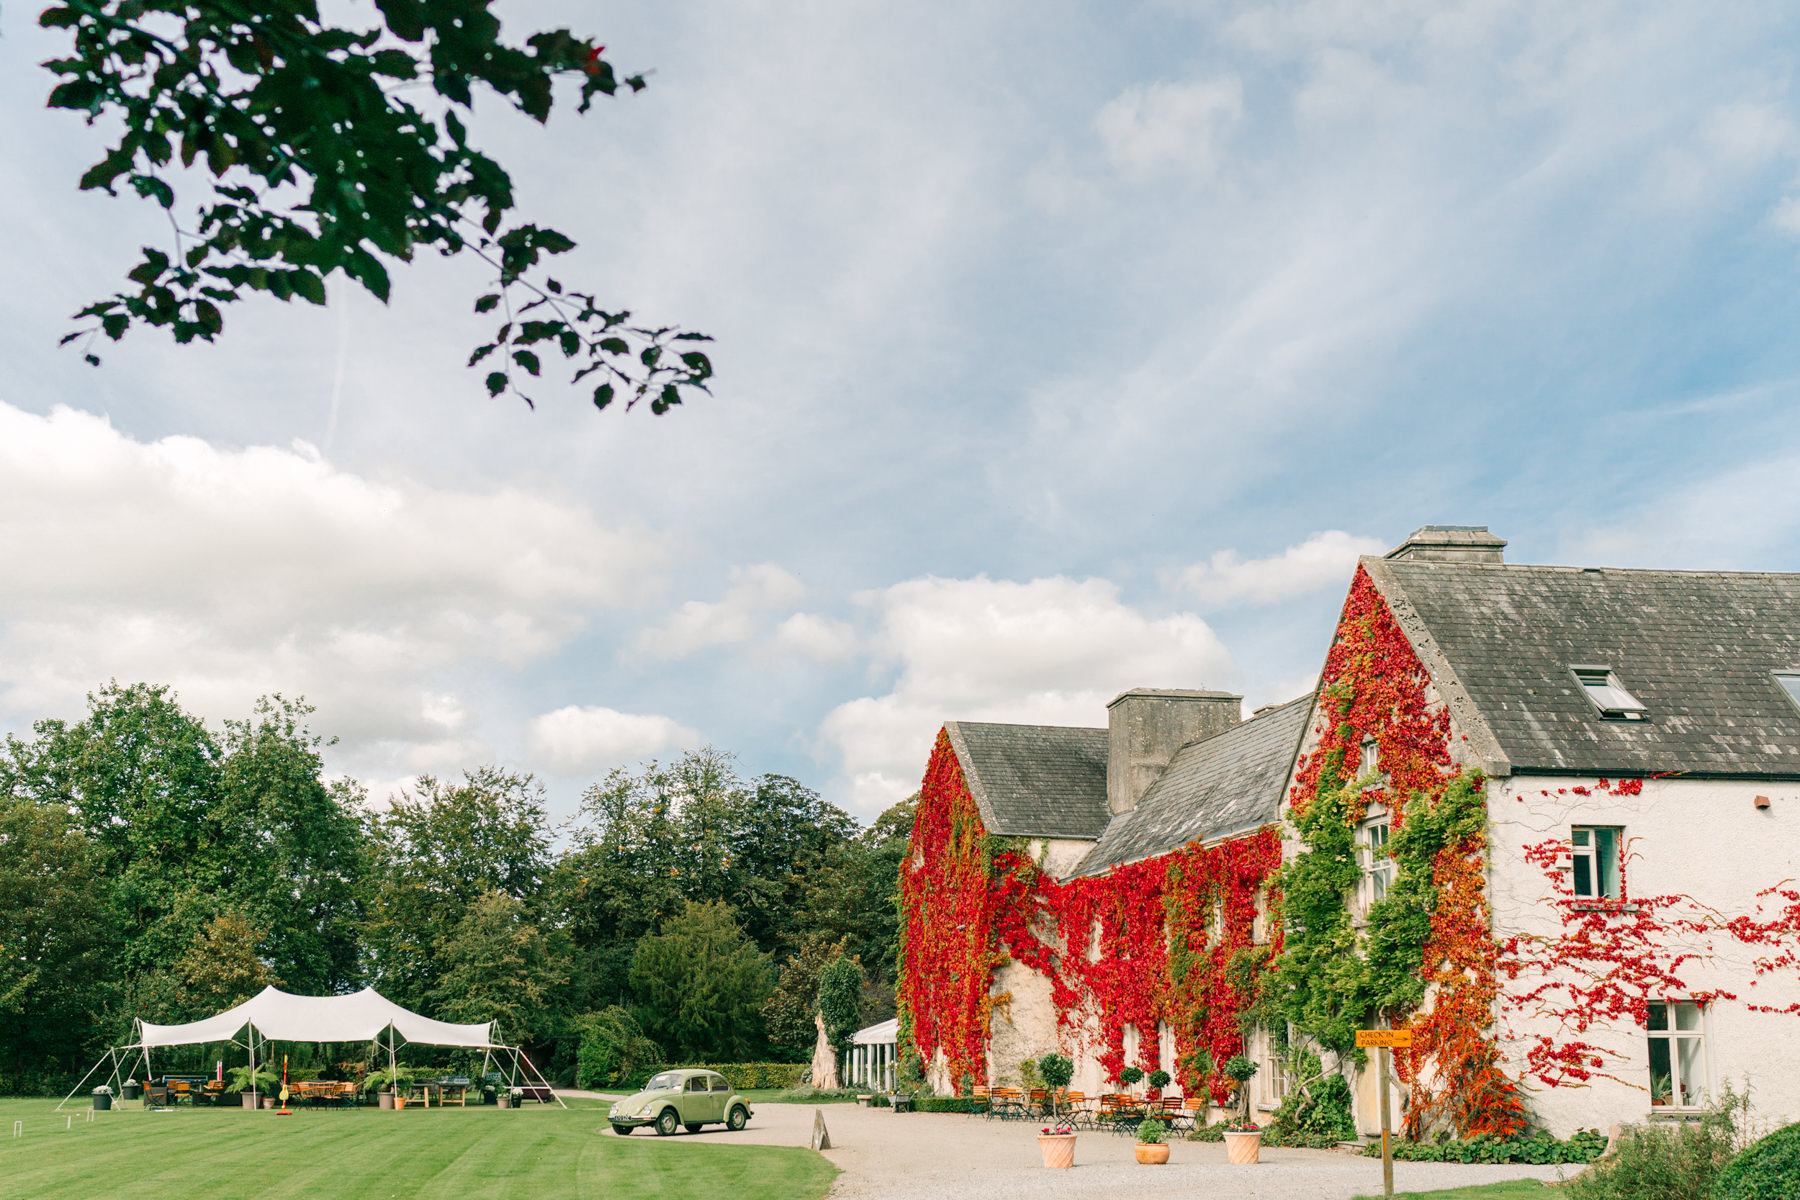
xmin=681 ymin=1075 xmax=712 ymax=1123
xmin=707 ymin=1074 xmax=732 ymax=1121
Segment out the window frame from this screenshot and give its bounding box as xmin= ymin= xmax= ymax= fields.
xmin=1647 ymin=999 xmax=1709 ymax=1110
xmin=1357 ymin=816 xmax=1394 ymax=913
xmin=1570 ymin=664 xmax=1648 ymax=721
xmin=1570 ymin=825 xmax=1623 ymax=901
xmin=1773 ymin=671 xmax=1800 ymax=717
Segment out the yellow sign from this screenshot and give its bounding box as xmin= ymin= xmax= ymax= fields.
xmin=1356 ymin=1029 xmax=1412 ymax=1049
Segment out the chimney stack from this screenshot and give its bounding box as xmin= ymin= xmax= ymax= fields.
xmin=1384 ymin=525 xmax=1506 ymax=564
xmin=1106 ymin=689 xmax=1241 ymax=816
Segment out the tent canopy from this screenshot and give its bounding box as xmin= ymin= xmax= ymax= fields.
xmin=133 ymin=985 xmax=496 ymax=1049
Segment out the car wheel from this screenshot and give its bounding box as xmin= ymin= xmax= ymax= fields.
xmin=611 ymin=1124 xmax=633 ymax=1136
xmin=684 ymin=1123 xmax=704 ymax=1133
xmin=727 ymin=1105 xmax=748 ymax=1131
xmin=655 ymin=1108 xmax=680 ymax=1136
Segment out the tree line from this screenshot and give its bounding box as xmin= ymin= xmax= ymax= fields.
xmin=0 ymin=683 xmax=910 ymax=1092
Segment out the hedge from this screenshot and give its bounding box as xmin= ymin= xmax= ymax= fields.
xmin=912 ymin=1097 xmax=979 ymax=1113
xmin=1714 ymin=1122 xmax=1800 ymax=1200
xmin=1360 ymin=1129 xmax=1608 ymax=1164
xmin=626 ymin=1062 xmax=809 ymax=1091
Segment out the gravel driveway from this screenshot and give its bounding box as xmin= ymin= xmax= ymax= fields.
xmin=576 ymin=1094 xmax=1584 ymax=1199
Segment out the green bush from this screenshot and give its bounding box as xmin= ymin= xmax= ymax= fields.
xmin=1711 ymin=1121 xmax=1800 ymax=1200
xmin=913 ymin=1096 xmax=980 ymax=1113
xmin=1364 ymin=1129 xmax=1607 ymax=1165
xmin=1566 ymin=1117 xmax=1733 ymax=1200
xmin=1039 ymin=1053 xmax=1074 ymax=1093
xmin=1137 ymin=1119 xmax=1167 ymax=1145
xmin=624 ymin=1061 xmax=810 ymax=1091
xmin=1190 ymin=1123 xmax=1225 ymax=1142
xmin=1270 ymin=1055 xmax=1356 ymax=1145
xmin=575 ymin=1006 xmax=663 ymax=1089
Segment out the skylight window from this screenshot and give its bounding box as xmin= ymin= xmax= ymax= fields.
xmin=1571 ymin=666 xmax=1647 ymax=720
xmin=1775 ymin=672 xmax=1800 ymax=715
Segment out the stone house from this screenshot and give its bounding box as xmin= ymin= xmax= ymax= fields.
xmin=898 ymin=526 xmax=1800 ymax=1138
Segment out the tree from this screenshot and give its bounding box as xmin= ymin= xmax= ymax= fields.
xmin=629 ymin=901 xmax=771 ymax=1062
xmin=817 ymin=954 xmax=864 ymax=1068
xmin=0 ymin=792 xmax=119 ymax=1085
xmin=40 ymin=0 xmax=712 ymax=412
xmin=173 ymin=911 xmax=278 ymax=1017
xmin=362 ymin=766 xmax=551 ymax=1009
xmin=429 ymin=891 xmax=565 ymax=1048
xmin=574 ymin=1006 xmax=662 ymax=1089
xmin=762 ymin=936 xmax=850 ymax=1060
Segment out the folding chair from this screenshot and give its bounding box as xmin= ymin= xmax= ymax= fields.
xmin=1156 ymin=1095 xmax=1193 ymax=1135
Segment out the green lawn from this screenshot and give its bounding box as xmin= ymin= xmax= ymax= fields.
xmin=0 ymin=1096 xmax=836 ymax=1200
xmin=1353 ymin=1181 xmax=1556 ymax=1200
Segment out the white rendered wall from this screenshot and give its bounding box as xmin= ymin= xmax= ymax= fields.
xmin=1488 ymin=773 xmax=1800 ymax=1136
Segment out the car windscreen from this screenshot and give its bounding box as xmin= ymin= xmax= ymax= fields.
xmin=646 ymin=1072 xmax=683 ymax=1091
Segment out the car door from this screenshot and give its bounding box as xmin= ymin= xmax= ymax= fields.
xmin=707 ymin=1074 xmax=732 ymax=1122
xmin=681 ymin=1074 xmax=711 ymax=1122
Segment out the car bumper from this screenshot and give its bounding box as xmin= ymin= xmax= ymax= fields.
xmin=608 ymin=1113 xmax=655 ymax=1127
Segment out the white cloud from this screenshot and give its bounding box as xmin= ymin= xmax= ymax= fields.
xmin=776 ymin=612 xmax=858 ymax=664
xmin=818 ymin=575 xmax=1235 ymax=814
xmin=1170 ymin=530 xmax=1388 ymax=607
xmin=0 ymin=402 xmax=655 ymax=776
xmin=1095 ymin=78 xmax=1243 ymax=176
xmin=628 ymin=563 xmax=807 ymax=661
xmin=526 ymin=705 xmax=702 ymax=775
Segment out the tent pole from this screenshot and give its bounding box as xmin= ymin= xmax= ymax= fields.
xmin=247 ymin=1022 xmax=257 ymax=1106
xmin=515 ymin=1047 xmax=565 ymax=1109
xmin=55 ymin=1046 xmax=116 ymax=1112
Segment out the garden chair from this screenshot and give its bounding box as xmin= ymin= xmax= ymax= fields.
xmin=970 ymin=1085 xmax=992 ymax=1119
xmin=1156 ymin=1095 xmax=1193 ymax=1135
xmin=1027 ymin=1088 xmax=1048 ymax=1119
xmin=990 ymin=1086 xmax=1024 ymax=1121
xmin=1055 ymin=1091 xmax=1092 ymax=1129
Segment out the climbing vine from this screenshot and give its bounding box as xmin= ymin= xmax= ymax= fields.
xmin=899 ymin=729 xmax=1282 ymax=1100
xmin=1273 ymin=567 xmax=1525 ymax=1138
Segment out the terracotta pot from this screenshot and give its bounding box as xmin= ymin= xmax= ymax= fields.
xmin=378 ymin=1092 xmax=395 ymax=1110
xmin=1134 ymin=1142 xmax=1170 ymax=1165
xmin=1223 ymin=1130 xmax=1262 ymax=1165
xmin=261 ymin=1098 xmax=275 ymax=1110
xmin=1038 ymin=1132 xmax=1077 ymax=1168
xmin=395 ymin=1097 xmax=409 ymax=1110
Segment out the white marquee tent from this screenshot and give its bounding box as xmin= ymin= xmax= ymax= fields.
xmin=60 ymin=985 xmax=559 ymax=1110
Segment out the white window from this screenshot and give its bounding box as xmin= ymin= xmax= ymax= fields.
xmin=1359 ymin=737 xmax=1380 ymax=777
xmin=1647 ymin=1001 xmax=1707 ymax=1108
xmin=1572 ymin=666 xmax=1647 ymax=720
xmin=1570 ymin=826 xmax=1621 ymax=900
xmin=1775 ymin=672 xmax=1800 ymax=714
xmin=1359 ymin=820 xmax=1393 ymax=910
xmin=1261 ymin=1033 xmax=1288 ymax=1107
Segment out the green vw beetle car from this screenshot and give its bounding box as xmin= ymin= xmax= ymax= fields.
xmin=609 ymin=1069 xmax=753 ymax=1136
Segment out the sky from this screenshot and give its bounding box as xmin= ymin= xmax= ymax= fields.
xmin=4 ymin=0 xmax=1800 ymax=822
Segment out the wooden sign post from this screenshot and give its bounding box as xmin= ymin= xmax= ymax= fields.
xmin=1356 ymin=1029 xmax=1412 ymax=1198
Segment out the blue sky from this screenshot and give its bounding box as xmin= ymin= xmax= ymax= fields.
xmin=4 ymin=0 xmax=1800 ymax=820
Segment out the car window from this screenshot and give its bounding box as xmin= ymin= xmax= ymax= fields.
xmin=685 ymin=1076 xmax=709 ymax=1093
xmin=711 ymin=1076 xmax=731 ymax=1093
xmin=646 ymin=1072 xmax=682 ymax=1091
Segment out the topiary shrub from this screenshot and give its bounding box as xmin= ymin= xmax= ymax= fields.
xmin=1714 ymin=1122 xmax=1800 ymax=1200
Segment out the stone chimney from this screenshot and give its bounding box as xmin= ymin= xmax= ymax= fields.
xmin=1384 ymin=525 xmax=1506 ymax=564
xmin=1106 ymin=689 xmax=1241 ymax=816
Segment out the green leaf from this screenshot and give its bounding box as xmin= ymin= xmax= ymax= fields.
xmin=474 ymin=294 xmax=501 ymax=314
xmin=652 ymin=383 xmax=681 ymax=414
xmin=535 ymin=230 xmax=576 ymax=254
xmin=374 ymin=0 xmax=426 ymax=41
xmin=369 ymin=49 xmax=418 ymax=80
xmin=598 ymin=337 xmax=629 ymax=355
xmin=468 ymin=343 xmax=497 ymax=366
xmin=47 ymin=80 xmax=100 ymax=111
xmin=592 ymin=382 xmax=615 ymax=410
xmin=512 ymin=349 xmax=541 ymax=376
xmin=486 ymin=371 xmax=508 ymax=396
xmin=558 ymin=330 xmax=580 ymax=356
xmin=292 ymin=271 xmax=327 ymax=306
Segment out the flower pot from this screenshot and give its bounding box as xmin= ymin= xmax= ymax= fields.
xmin=378 ymin=1092 xmax=395 ymax=1110
xmin=243 ymin=1093 xmax=259 ymax=1110
xmin=496 ymin=1095 xmax=512 ymax=1109
xmin=1134 ymin=1142 xmax=1169 ymax=1165
xmin=1223 ymin=1130 xmax=1262 ymax=1165
xmin=395 ymin=1097 xmax=408 ymax=1110
xmin=92 ymin=1091 xmax=112 ymax=1111
xmin=122 ymin=1082 xmax=141 ymax=1102
xmin=262 ymin=1098 xmax=275 ymax=1110
xmin=1038 ymin=1132 xmax=1077 ymax=1168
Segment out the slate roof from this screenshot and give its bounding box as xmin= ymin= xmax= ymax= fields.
xmin=1074 ymin=693 xmax=1312 ymax=876
xmin=943 ymin=721 xmax=1111 ymax=839
xmin=1367 ymin=558 xmax=1800 ymax=779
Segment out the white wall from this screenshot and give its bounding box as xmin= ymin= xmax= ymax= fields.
xmin=1488 ymin=773 xmax=1800 ymax=1136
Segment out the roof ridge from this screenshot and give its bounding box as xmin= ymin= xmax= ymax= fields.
xmin=1369 ymin=555 xmax=1800 ymax=580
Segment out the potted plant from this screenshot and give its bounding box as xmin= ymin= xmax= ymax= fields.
xmin=1037 ymin=1121 xmax=1077 ymax=1168
xmin=1039 ymin=1053 xmax=1074 ymax=1119
xmin=1119 ymin=1064 xmax=1144 ymax=1098
xmin=1223 ymin=1054 xmax=1259 ymax=1123
xmin=1222 ymin=1120 xmax=1263 ymax=1165
xmin=121 ymin=1078 xmax=141 ymax=1102
xmin=227 ymin=1064 xmax=278 ymax=1110
xmin=1135 ymin=1117 xmax=1169 ymax=1164
xmin=1147 ymin=1069 xmax=1171 ymax=1101
xmin=92 ymin=1085 xmax=113 ymax=1112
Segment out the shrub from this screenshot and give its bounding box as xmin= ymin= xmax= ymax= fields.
xmin=1270 ymin=1054 xmax=1357 ymax=1145
xmin=914 ymin=1096 xmax=980 ymax=1113
xmin=1564 ymin=1119 xmax=1733 ymax=1199
xmin=1713 ymin=1122 xmax=1800 ymax=1200
xmin=1039 ymin=1053 xmax=1074 ymax=1093
xmin=1148 ymin=1069 xmax=1171 ymax=1094
xmin=1120 ymin=1065 xmax=1145 ymax=1088
xmin=1190 ymin=1123 xmax=1225 ymax=1142
xmin=1137 ymin=1119 xmax=1167 ymax=1145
